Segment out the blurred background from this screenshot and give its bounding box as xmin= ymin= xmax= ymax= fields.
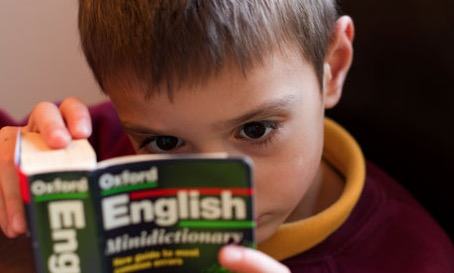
xmin=0 ymin=0 xmax=103 ymax=119
xmin=328 ymin=0 xmax=454 ymax=239
xmin=0 ymin=0 xmax=452 ymax=238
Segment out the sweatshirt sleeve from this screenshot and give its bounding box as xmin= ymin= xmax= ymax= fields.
xmin=88 ymin=101 xmax=136 ymax=161
xmin=0 ymin=109 xmax=18 ymax=127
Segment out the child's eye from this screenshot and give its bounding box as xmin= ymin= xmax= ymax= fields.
xmin=140 ymin=136 xmax=184 ymax=153
xmin=238 ymin=121 xmax=278 ymax=141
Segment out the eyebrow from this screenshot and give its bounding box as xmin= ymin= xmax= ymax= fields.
xmin=122 ymin=122 xmax=167 ymax=136
xmin=214 ymin=94 xmax=297 ymax=129
xmin=122 ymin=94 xmax=297 ymax=135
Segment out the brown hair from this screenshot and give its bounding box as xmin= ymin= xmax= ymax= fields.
xmin=78 ymin=0 xmax=338 ymax=95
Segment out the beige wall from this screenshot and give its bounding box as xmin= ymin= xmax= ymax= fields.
xmin=0 ymin=0 xmax=105 ymax=119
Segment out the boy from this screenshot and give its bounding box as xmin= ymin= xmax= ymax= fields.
xmin=0 ymin=1 xmax=453 ymax=272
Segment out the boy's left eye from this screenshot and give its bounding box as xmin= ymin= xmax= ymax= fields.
xmin=238 ymin=121 xmax=278 ymax=140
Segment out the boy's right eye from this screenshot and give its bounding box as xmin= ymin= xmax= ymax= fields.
xmin=140 ymin=136 xmax=184 ymax=153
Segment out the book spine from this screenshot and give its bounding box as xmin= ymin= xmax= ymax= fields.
xmin=18 ymin=169 xmax=103 ymax=273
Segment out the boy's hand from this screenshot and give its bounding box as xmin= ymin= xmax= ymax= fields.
xmin=219 ymin=245 xmax=291 ymax=273
xmin=0 ymin=97 xmax=91 ymax=238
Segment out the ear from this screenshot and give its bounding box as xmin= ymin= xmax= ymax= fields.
xmin=323 ymin=16 xmax=355 ymax=109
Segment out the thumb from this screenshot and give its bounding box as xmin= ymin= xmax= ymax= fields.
xmin=219 ymin=245 xmax=290 ymax=273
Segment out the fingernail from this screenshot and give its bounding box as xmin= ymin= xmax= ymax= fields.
xmin=223 ymin=246 xmax=243 ymax=263
xmin=12 ymin=214 xmax=24 ymax=233
xmin=76 ymin=123 xmax=91 ymax=136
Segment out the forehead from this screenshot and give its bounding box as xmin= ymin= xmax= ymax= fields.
xmin=108 ymin=47 xmax=320 ymax=126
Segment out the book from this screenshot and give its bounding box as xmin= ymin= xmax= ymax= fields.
xmin=15 ymin=132 xmax=255 ymax=273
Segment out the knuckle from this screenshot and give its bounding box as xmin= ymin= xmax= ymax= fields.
xmin=65 ymin=96 xmax=82 ymax=103
xmin=33 ymin=101 xmax=55 ymax=113
xmin=60 ymin=97 xmax=82 ymax=110
xmin=60 ymin=97 xmax=90 ymax=126
xmin=32 ymin=102 xmax=57 ymax=121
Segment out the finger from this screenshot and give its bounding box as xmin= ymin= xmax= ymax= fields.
xmin=0 ymin=126 xmax=26 ymax=237
xmin=59 ymin=97 xmax=92 ymax=139
xmin=27 ymin=102 xmax=71 ymax=149
xmin=219 ymin=246 xmax=291 ymax=273
xmin=0 ymin=126 xmax=18 ymax=236
xmin=0 ymin=185 xmax=9 ymax=236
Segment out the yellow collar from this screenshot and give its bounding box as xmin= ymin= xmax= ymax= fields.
xmin=257 ymin=119 xmax=366 ymax=261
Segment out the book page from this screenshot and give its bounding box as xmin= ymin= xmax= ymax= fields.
xmin=19 ymin=132 xmax=97 ymax=175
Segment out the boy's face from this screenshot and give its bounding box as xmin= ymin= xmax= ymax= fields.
xmin=108 ymin=47 xmax=335 ymax=242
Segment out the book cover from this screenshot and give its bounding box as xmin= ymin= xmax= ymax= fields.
xmin=16 ymin=132 xmax=255 ymax=273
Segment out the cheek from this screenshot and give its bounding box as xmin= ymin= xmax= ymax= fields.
xmin=253 ymin=119 xmax=324 ymax=215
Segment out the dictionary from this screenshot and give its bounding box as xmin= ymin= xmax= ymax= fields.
xmin=16 ymin=132 xmax=254 ymax=273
